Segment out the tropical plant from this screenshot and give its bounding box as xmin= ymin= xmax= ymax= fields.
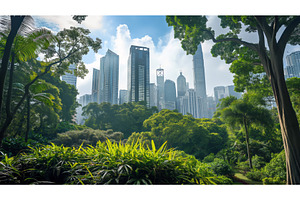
xmin=0 ymin=140 xmax=232 ymax=185
xmin=166 ymin=15 xmax=300 ymax=184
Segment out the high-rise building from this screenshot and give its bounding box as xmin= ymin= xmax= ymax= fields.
xmin=214 ymin=86 xmax=225 ymax=103
xmin=119 ymin=90 xmax=128 ymax=105
xmin=285 ymin=51 xmax=300 ymax=79
xmin=193 ymin=43 xmax=208 ymax=118
xmin=156 ymin=67 xmax=164 ymax=110
xmin=76 ymin=94 xmax=92 ymax=125
xmin=224 ymin=85 xmax=242 ymax=99
xmin=164 ymin=79 xmax=176 ymax=110
xmin=186 ymin=89 xmax=198 ymax=118
xmin=207 ymin=96 xmax=216 ymax=118
xmin=92 ymin=68 xmax=100 ymax=103
xmin=61 ymin=64 xmax=77 ymax=87
xmin=127 ymin=45 xmax=150 ymax=107
xmin=99 ymin=49 xmax=119 ymax=105
xmin=177 ymin=72 xmax=187 ymax=97
xmin=149 ymin=83 xmax=158 ymax=108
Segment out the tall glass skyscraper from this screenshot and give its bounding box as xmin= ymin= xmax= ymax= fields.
xmin=193 ymin=43 xmax=208 ymax=118
xmin=92 ymin=68 xmax=100 ymax=103
xmin=164 ymin=79 xmax=176 ymax=110
xmin=99 ymin=49 xmax=119 ymax=105
xmin=285 ymin=51 xmax=300 ymax=79
xmin=156 ymin=67 xmax=164 ymax=110
xmin=61 ymin=64 xmax=77 ymax=87
xmin=127 ymin=45 xmax=150 ymax=107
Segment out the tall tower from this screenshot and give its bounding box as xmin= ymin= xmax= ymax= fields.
xmin=61 ymin=64 xmax=77 ymax=87
xmin=164 ymin=79 xmax=176 ymax=110
xmin=156 ymin=67 xmax=164 ymax=110
xmin=127 ymin=45 xmax=150 ymax=107
xmin=193 ymin=43 xmax=208 ymax=118
xmin=177 ymin=72 xmax=186 ymax=97
xmin=92 ymin=68 xmax=100 ymax=103
xmin=99 ymin=49 xmax=119 ymax=105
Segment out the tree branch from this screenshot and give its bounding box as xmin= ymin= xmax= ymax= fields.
xmin=254 ymin=16 xmax=273 ymax=40
xmin=278 ymin=16 xmax=300 ymax=51
xmin=202 ymin=28 xmax=258 ymax=52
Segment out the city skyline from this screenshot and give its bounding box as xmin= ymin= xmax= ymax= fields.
xmin=34 ymin=15 xmax=300 ymax=99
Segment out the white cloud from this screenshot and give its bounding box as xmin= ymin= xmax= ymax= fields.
xmin=77 ymin=53 xmax=104 ymax=96
xmin=36 ymin=15 xmax=103 ymax=31
xmin=110 ymin=23 xmax=234 ymax=96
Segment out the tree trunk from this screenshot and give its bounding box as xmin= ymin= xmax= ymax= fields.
xmin=0 ymin=16 xmax=24 ymax=124
xmin=243 ymin=117 xmax=252 ymax=169
xmin=267 ymin=51 xmax=300 ymax=184
xmin=0 ymin=16 xmax=25 ymax=145
xmin=25 ymin=93 xmax=30 ymax=142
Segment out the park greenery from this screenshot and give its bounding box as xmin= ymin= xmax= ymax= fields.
xmin=0 ymin=15 xmax=300 ymax=185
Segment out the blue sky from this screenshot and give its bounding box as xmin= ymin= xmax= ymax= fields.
xmin=32 ymin=15 xmax=300 ymax=99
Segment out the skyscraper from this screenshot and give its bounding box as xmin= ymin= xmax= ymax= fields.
xmin=156 ymin=67 xmax=164 ymax=110
xmin=193 ymin=43 xmax=208 ymax=118
xmin=177 ymin=72 xmax=187 ymax=97
xmin=164 ymin=79 xmax=176 ymax=110
xmin=149 ymin=83 xmax=158 ymax=108
xmin=61 ymin=64 xmax=77 ymax=87
xmin=99 ymin=49 xmax=119 ymax=105
xmin=119 ymin=90 xmax=128 ymax=105
xmin=224 ymin=85 xmax=242 ymax=99
xmin=214 ymin=86 xmax=225 ymax=103
xmin=285 ymin=51 xmax=300 ymax=79
xmin=92 ymin=68 xmax=100 ymax=103
xmin=127 ymin=45 xmax=150 ymax=107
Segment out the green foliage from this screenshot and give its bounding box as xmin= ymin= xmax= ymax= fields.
xmin=261 ymin=151 xmax=286 ymax=182
xmin=52 ymin=129 xmax=124 ymax=147
xmin=262 ymin=177 xmax=285 ymax=185
xmin=246 ymin=169 xmax=264 ymax=182
xmin=83 ymin=102 xmax=157 ymax=138
xmin=286 ymin=77 xmax=300 ymax=122
xmin=0 ymin=140 xmax=232 ymax=185
xmin=137 ymin=109 xmax=228 ymax=159
xmin=209 ymin=158 xmax=234 ymax=178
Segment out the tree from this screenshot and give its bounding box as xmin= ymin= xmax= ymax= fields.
xmin=166 ymin=16 xmax=300 ymax=184
xmin=218 ymin=97 xmax=273 ymax=169
xmin=0 ymin=17 xmax=102 ymax=145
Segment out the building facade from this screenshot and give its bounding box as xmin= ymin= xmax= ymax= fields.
xmin=177 ymin=72 xmax=187 ymax=97
xmin=164 ymin=79 xmax=176 ymax=110
xmin=127 ymin=45 xmax=150 ymax=107
xmin=119 ymin=90 xmax=128 ymax=105
xmin=91 ymin=68 xmax=100 ymax=103
xmin=99 ymin=49 xmax=119 ymax=105
xmin=149 ymin=83 xmax=158 ymax=108
xmin=156 ymin=67 xmax=164 ymax=110
xmin=193 ymin=43 xmax=208 ymax=118
xmin=61 ymin=64 xmax=77 ymax=87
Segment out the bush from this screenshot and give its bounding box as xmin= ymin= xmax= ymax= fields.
xmin=202 ymin=153 xmax=215 ymax=163
xmin=209 ymin=158 xmax=234 ymax=178
xmin=261 ymin=150 xmax=286 ymax=183
xmin=0 ymin=140 xmax=232 ymax=185
xmin=246 ymin=169 xmax=264 ymax=181
xmin=52 ymin=129 xmax=124 ymax=147
xmin=262 ymin=177 xmax=285 ymax=185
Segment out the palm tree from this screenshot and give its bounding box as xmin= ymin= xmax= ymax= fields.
xmin=219 ymin=98 xmax=273 ymax=169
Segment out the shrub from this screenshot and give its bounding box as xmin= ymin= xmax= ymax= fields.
xmin=262 ymin=177 xmax=285 ymax=185
xmin=52 ymin=129 xmax=124 ymax=147
xmin=202 ymin=153 xmax=215 ymax=163
xmin=246 ymin=169 xmax=264 ymax=181
xmin=209 ymin=158 xmax=234 ymax=178
xmin=261 ymin=150 xmax=286 ymax=183
xmin=0 ymin=140 xmax=232 ymax=185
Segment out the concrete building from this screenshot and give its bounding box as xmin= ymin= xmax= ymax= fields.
xmin=156 ymin=67 xmax=164 ymax=110
xmin=128 ymin=45 xmax=150 ymax=107
xmin=164 ymin=79 xmax=176 ymax=110
xmin=61 ymin=64 xmax=77 ymax=87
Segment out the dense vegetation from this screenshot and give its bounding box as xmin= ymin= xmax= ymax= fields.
xmin=1 ymin=15 xmax=300 ymax=185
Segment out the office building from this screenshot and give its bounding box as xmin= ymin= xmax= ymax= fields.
xmin=193 ymin=43 xmax=208 ymax=118
xmin=119 ymin=90 xmax=128 ymax=105
xmin=214 ymin=86 xmax=225 ymax=103
xmin=177 ymin=72 xmax=187 ymax=97
xmin=91 ymin=68 xmax=100 ymax=103
xmin=224 ymin=85 xmax=242 ymax=99
xmin=127 ymin=45 xmax=150 ymax=107
xmin=156 ymin=67 xmax=164 ymax=110
xmin=99 ymin=49 xmax=119 ymax=105
xmin=149 ymin=83 xmax=158 ymax=107
xmin=285 ymin=51 xmax=300 ymax=79
xmin=164 ymin=79 xmax=176 ymax=110
xmin=61 ymin=64 xmax=77 ymax=87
